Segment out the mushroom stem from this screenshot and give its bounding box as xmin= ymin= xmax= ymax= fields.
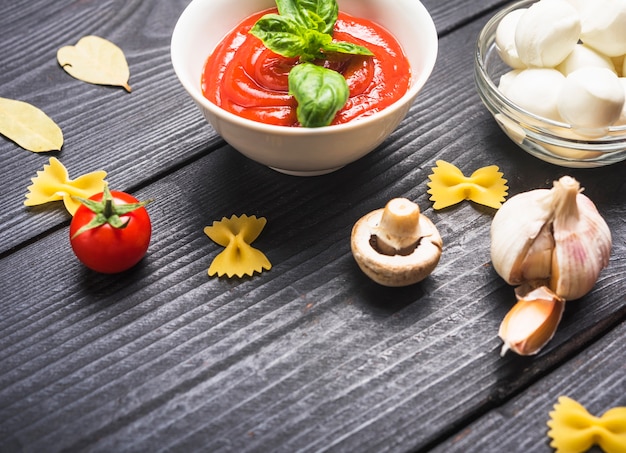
xmin=373 ymin=198 xmax=421 ymax=255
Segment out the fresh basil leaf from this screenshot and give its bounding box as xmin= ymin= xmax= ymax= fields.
xmin=251 ymin=0 xmax=373 ymax=61
xmin=300 ymin=29 xmax=332 ymax=60
xmin=252 ymin=15 xmax=333 ymax=61
xmin=298 ymin=9 xmax=327 ymax=33
xmin=288 ymin=63 xmax=349 ymax=127
xmin=275 ymin=0 xmax=302 ymax=20
xmin=275 ymin=0 xmax=337 ymax=34
xmin=250 ymin=15 xmax=309 ymax=58
xmin=298 ymin=0 xmax=338 ymax=34
xmin=323 ymin=41 xmax=374 ymax=56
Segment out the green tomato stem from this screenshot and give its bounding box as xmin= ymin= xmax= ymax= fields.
xmin=71 ymin=184 xmax=151 ymax=239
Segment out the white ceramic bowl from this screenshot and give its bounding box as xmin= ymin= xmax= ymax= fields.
xmin=171 ymin=0 xmax=438 ymax=176
xmin=475 ymin=0 xmax=626 ymax=168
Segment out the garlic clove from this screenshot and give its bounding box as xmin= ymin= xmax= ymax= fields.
xmin=549 ymin=177 xmax=612 ymax=300
xmin=518 ymin=222 xmax=554 ymax=283
xmin=490 ymin=187 xmax=553 ymax=286
xmin=499 ymin=286 xmax=565 ymax=356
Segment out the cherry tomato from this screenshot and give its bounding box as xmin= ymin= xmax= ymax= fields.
xmin=69 ymin=187 xmax=152 ymax=274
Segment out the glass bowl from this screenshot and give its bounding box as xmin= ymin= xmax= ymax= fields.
xmin=474 ymin=0 xmax=626 ymax=168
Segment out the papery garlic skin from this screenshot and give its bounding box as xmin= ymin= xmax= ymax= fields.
xmin=490 ymin=187 xmax=554 ymax=286
xmin=549 ymin=177 xmax=612 ymax=300
xmin=491 ymin=176 xmax=612 ymax=301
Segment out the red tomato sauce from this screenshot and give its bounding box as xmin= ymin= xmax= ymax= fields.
xmin=201 ymin=9 xmax=411 ymax=127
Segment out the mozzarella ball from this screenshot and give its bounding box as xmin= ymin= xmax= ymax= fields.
xmin=515 ymin=0 xmax=581 ymax=67
xmin=579 ymin=0 xmax=626 ymax=57
xmin=615 ymin=78 xmax=626 ymax=125
xmin=495 ymin=9 xmax=527 ymax=69
xmin=557 ymin=67 xmax=625 ymax=134
xmin=563 ymin=0 xmax=584 ymax=11
xmin=500 ymin=68 xmax=566 ymax=121
xmin=498 ymin=69 xmax=523 ymax=94
xmin=556 ymin=44 xmax=616 ymax=76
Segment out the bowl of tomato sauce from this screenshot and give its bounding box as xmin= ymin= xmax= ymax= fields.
xmin=171 ymin=0 xmax=438 ymax=176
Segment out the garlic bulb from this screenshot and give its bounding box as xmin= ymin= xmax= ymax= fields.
xmin=491 ymin=176 xmax=611 ymax=301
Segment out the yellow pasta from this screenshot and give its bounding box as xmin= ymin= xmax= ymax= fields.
xmin=427 ymin=160 xmax=508 ymax=210
xmin=204 ymin=214 xmax=272 ymax=278
xmin=24 ymin=157 xmax=107 ymax=215
xmin=547 ymin=396 xmax=626 ymax=453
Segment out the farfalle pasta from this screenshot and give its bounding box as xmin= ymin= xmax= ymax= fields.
xmin=24 ymin=157 xmax=107 ymax=215
xmin=547 ymin=396 xmax=626 ymax=453
xmin=427 ymin=160 xmax=508 ymax=210
xmin=204 ymin=214 xmax=271 ymax=278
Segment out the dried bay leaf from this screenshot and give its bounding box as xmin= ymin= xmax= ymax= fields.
xmin=57 ymin=35 xmax=131 ymax=92
xmin=0 ymin=97 xmax=63 ymax=152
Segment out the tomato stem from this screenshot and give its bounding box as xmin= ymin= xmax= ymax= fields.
xmin=70 ymin=183 xmax=152 ymax=239
xmin=103 ymin=197 xmax=114 ymax=218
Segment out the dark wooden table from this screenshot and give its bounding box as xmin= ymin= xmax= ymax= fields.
xmin=1 ymin=1 xmax=624 ymax=452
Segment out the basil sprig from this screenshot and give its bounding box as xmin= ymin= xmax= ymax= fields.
xmin=250 ymin=0 xmax=374 ymax=127
xmin=250 ymin=0 xmax=372 ymax=61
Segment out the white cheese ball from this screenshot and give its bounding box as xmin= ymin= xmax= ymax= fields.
xmin=495 ymin=9 xmax=527 ymax=69
xmin=579 ymin=0 xmax=626 ymax=57
xmin=564 ymin=0 xmax=584 ymax=11
xmin=557 ymin=67 xmax=625 ymax=134
xmin=556 ymin=44 xmax=616 ymax=76
xmin=615 ymin=78 xmax=626 ymax=125
xmin=500 ymin=68 xmax=565 ymax=121
xmin=498 ymin=69 xmax=523 ymax=94
xmin=514 ymin=0 xmax=581 ymax=67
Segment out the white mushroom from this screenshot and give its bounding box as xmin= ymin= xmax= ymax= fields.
xmin=350 ymin=198 xmax=443 ymax=287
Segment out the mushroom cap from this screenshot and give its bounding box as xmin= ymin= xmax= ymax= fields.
xmin=351 ymin=207 xmax=443 ymax=287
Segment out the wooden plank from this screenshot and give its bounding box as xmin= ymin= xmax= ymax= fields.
xmin=1 ymin=10 xmax=625 ymax=451
xmin=431 ymin=320 xmax=626 ymax=452
xmin=1 ymin=1 xmax=625 ymax=452
xmin=0 ymin=0 xmax=509 ymax=255
xmin=0 ymin=0 xmax=217 ymax=255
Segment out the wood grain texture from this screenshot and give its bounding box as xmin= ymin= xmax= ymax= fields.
xmin=0 ymin=0 xmax=512 ymax=256
xmin=0 ymin=0 xmax=218 ymax=255
xmin=431 ymin=320 xmax=626 ymax=452
xmin=1 ymin=1 xmax=625 ymax=452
